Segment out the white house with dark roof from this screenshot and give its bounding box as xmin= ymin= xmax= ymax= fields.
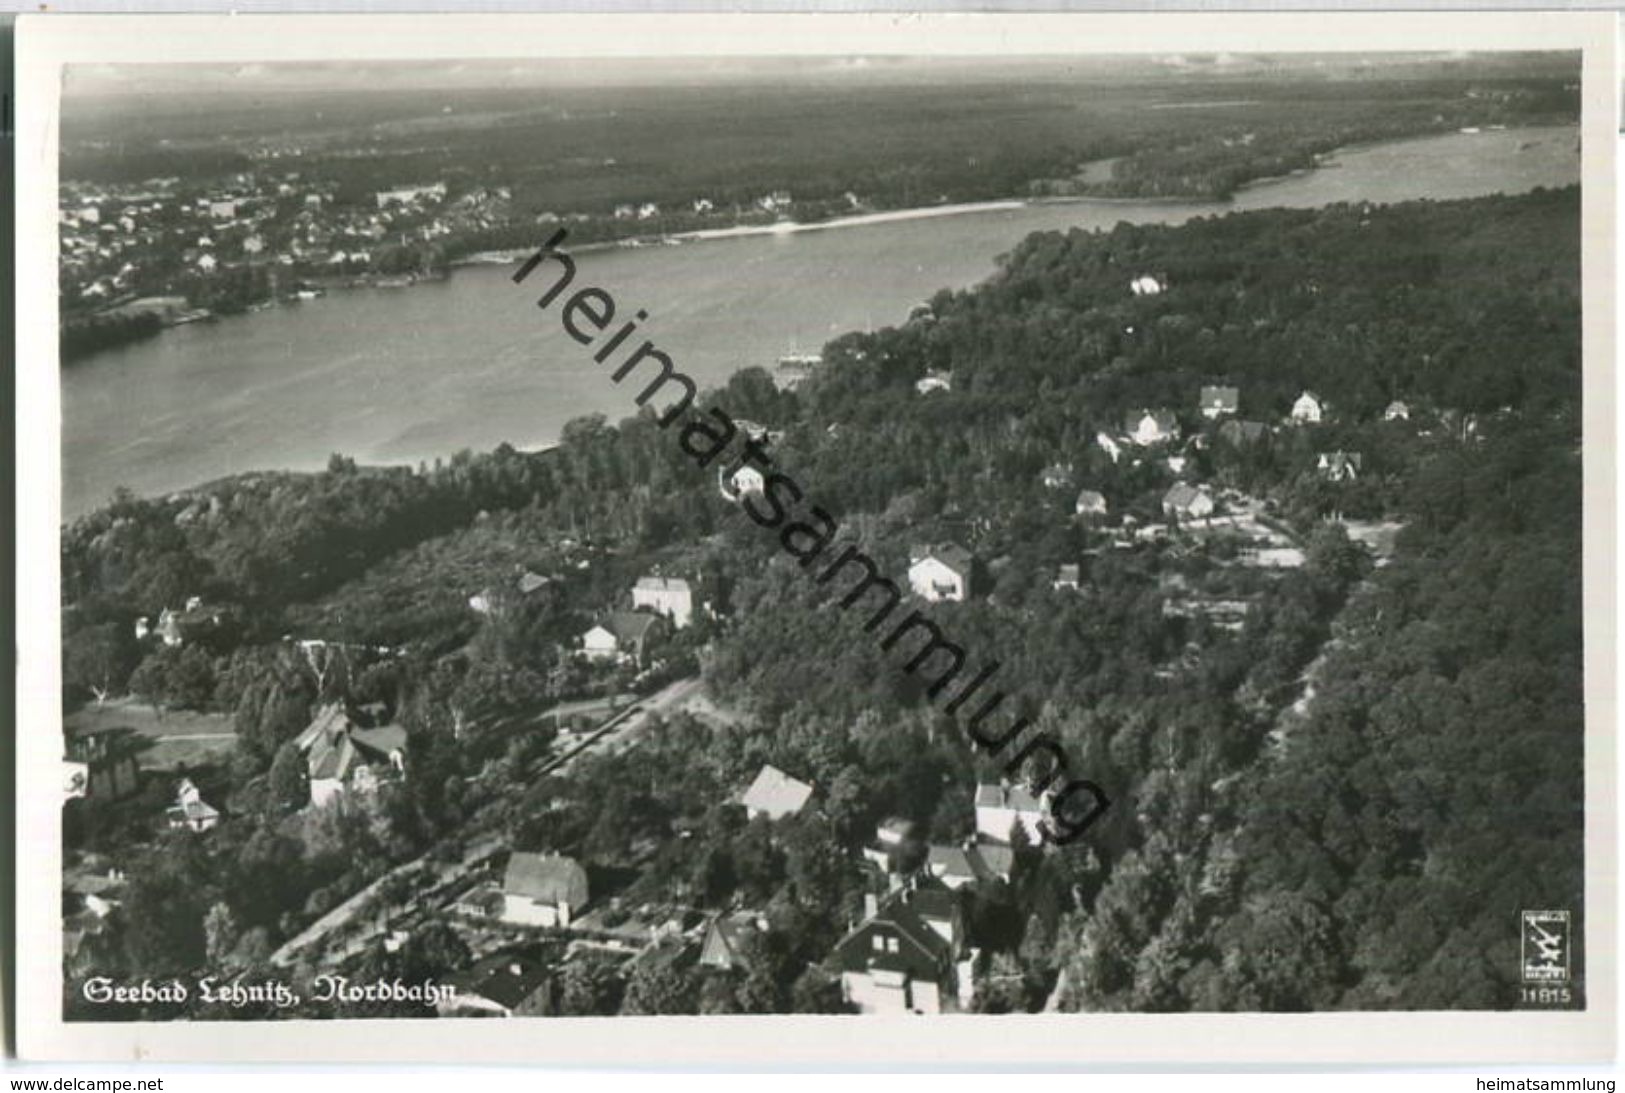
xmin=1290 ymin=391 xmax=1326 ymax=425
xmin=908 ymin=544 xmax=973 ymax=603
xmin=166 ymin=778 xmax=220 ymax=832
xmin=1317 ymin=451 xmax=1364 ymax=482
xmin=500 ymin=852 xmax=589 ymax=928
xmin=632 ymin=576 xmax=695 ymax=629
xmin=1384 ymin=400 xmax=1411 ymax=421
xmin=741 ymin=764 xmax=814 ymax=821
xmin=1199 ymin=385 xmax=1240 ymax=419
xmin=975 ymin=783 xmax=1046 ymax=845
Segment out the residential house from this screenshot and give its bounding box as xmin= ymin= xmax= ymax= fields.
xmin=637 ymin=203 xmax=660 ymax=220
xmin=693 ymin=198 xmax=715 ymax=214
xmin=1095 ymin=432 xmax=1124 ymax=464
xmin=439 ymin=952 xmax=555 ymax=1017
xmin=63 ymin=732 xmax=140 ymax=801
xmin=1384 ymin=400 xmax=1411 ymax=421
xmin=861 ymin=817 xmax=918 ymax=870
xmin=580 ymin=611 xmax=665 ymax=665
xmin=375 ymin=182 xmax=447 ymax=209
xmin=1074 ymin=489 xmax=1108 ymax=518
xmin=1199 ymin=385 xmax=1240 ymax=419
xmin=1290 ymin=391 xmax=1325 ymax=425
xmin=138 ymin=596 xmax=228 ymax=647
xmin=208 ymin=199 xmax=238 ymax=220
xmin=699 ymin=912 xmax=764 ymax=972
xmin=833 ymin=884 xmax=964 ymax=1015
xmin=726 ymin=463 xmax=767 ymax=499
xmin=915 ymin=370 xmax=953 ymax=395
xmin=926 ymin=840 xmax=1015 ymax=890
xmin=1162 ymin=482 xmax=1216 ymax=521
xmin=1125 ymin=409 xmax=1179 ymax=446
xmin=196 ymin=252 xmax=218 ymax=273
xmin=293 ymin=703 xmax=408 ymax=808
xmin=500 ymin=851 xmax=589 ymax=928
xmin=741 ymin=764 xmax=814 ymax=821
xmin=975 ymin=783 xmax=1046 ymax=845
xmin=166 ymin=778 xmax=220 ymax=832
xmin=1318 ymin=451 xmax=1364 ymax=482
xmin=1052 ymin=564 xmax=1082 ymax=592
xmin=632 ymin=576 xmax=695 ymax=629
xmin=1129 ymin=273 xmax=1165 ymax=296
xmin=774 ymin=354 xmax=819 ymax=391
xmin=907 ymin=544 xmax=974 ymax=603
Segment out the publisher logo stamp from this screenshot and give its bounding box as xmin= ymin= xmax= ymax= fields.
xmin=1521 ymin=910 xmax=1571 ymax=983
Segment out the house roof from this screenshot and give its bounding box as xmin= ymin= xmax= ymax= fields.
xmin=741 ymin=764 xmax=814 ymax=818
xmin=299 ymin=705 xmax=406 ymax=782
xmin=1219 ymin=419 xmax=1269 ymax=444
xmin=168 ymin=797 xmax=220 ymax=823
xmin=1199 ymin=386 xmax=1240 ymax=411
xmin=832 ymin=890 xmax=954 ymax=978
xmin=1075 ymin=489 xmax=1108 ymax=512
xmin=1055 ymin=563 xmax=1081 ymax=584
xmin=601 ymin=610 xmax=662 ymax=644
xmin=350 ymin=724 xmax=408 ymax=758
xmin=65 ymin=730 xmax=139 ymax=764
xmin=909 ymin=543 xmax=973 ymax=580
xmin=309 ymin=734 xmax=360 ymax=782
xmin=926 ymin=844 xmax=984 ymax=884
xmin=635 ymin=576 xmax=692 ymax=595
xmin=294 ymin=703 xmax=350 ymax=752
xmin=1163 ymin=482 xmax=1210 ymax=512
xmin=503 ymin=852 xmax=589 ymax=909
xmin=1126 ymin=408 xmax=1179 ymax=434
xmin=450 ymin=952 xmax=553 ymax=1012
xmin=700 ymin=913 xmax=761 ymax=969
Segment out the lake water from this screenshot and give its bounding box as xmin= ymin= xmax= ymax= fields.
xmin=61 ymin=125 xmax=1578 ymax=520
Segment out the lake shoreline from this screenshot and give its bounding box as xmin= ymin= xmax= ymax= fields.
xmin=62 ymin=124 xmax=1580 ymax=522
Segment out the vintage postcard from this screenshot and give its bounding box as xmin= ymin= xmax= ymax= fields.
xmin=12 ymin=11 xmax=1618 ymax=1065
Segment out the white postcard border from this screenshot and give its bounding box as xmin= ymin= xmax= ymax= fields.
xmin=13 ymin=9 xmax=1618 ymax=1065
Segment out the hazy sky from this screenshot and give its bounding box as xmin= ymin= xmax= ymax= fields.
xmin=63 ymin=51 xmax=1574 ymax=100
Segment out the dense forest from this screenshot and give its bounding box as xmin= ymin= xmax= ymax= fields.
xmin=61 ymin=185 xmax=1583 ymax=1015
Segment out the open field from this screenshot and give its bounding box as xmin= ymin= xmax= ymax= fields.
xmin=64 ymin=698 xmax=237 ymax=771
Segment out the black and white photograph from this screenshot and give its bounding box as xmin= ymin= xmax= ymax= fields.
xmin=12 ymin=10 xmax=1617 ymax=1067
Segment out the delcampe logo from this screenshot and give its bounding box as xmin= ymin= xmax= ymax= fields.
xmin=1521 ymin=910 xmax=1571 ymax=983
